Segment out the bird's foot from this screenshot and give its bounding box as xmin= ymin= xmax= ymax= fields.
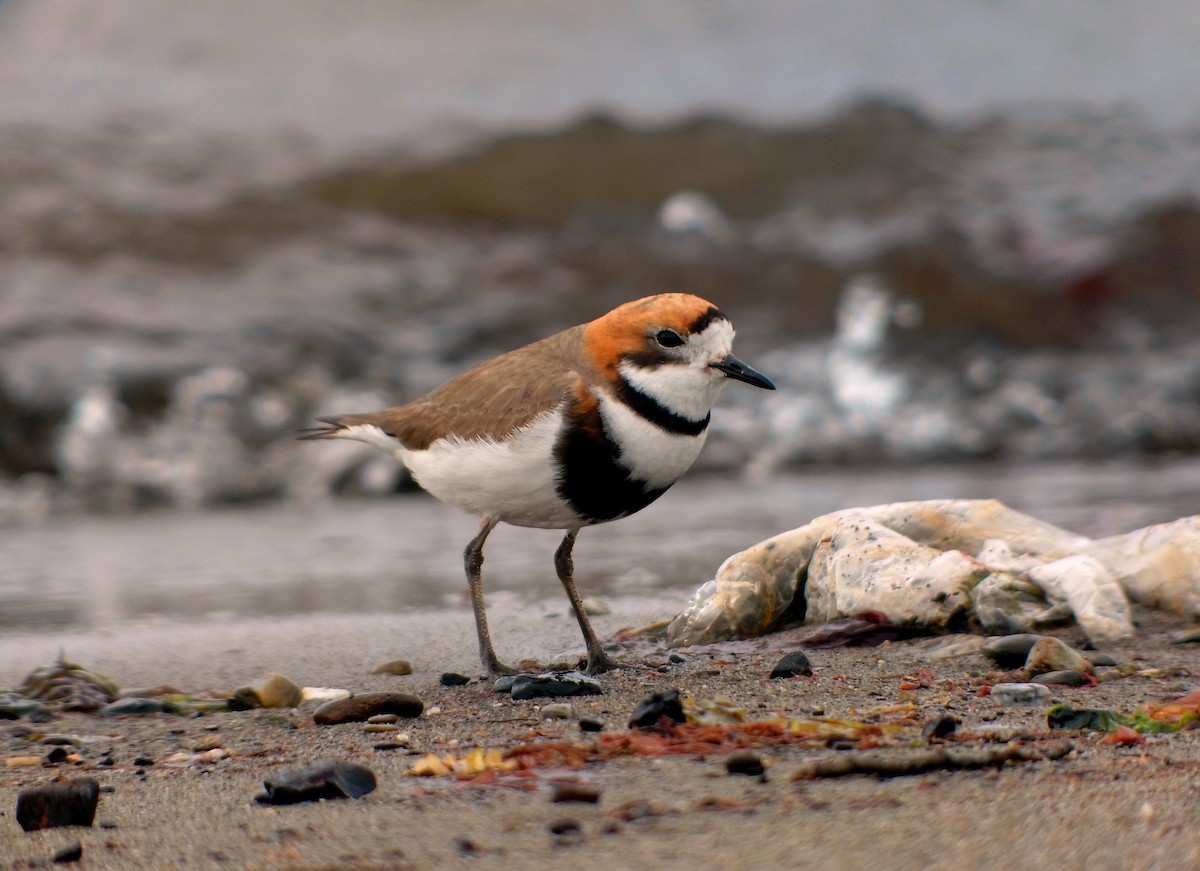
xmin=583 ymin=650 xmax=627 ymax=675
xmin=485 ymin=659 xmax=520 ymax=678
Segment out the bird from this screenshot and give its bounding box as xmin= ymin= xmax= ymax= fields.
xmin=299 ymin=293 xmax=775 ymax=676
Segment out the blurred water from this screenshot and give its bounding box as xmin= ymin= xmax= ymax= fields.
xmin=4 ymin=458 xmax=1199 ymax=632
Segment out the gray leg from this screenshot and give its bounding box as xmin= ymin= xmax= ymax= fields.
xmin=464 ymin=515 xmax=516 ymax=676
xmin=554 ymin=529 xmax=621 ymax=674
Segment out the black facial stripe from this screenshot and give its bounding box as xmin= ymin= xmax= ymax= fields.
xmin=554 ymin=406 xmax=669 ymax=524
xmin=687 ymin=306 xmax=727 ymax=336
xmin=615 ymin=375 xmax=710 ymax=437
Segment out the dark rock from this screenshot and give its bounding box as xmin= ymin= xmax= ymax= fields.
xmin=372 ymin=741 xmax=407 ymax=752
xmin=770 ymin=650 xmax=813 ymax=679
xmin=313 ymin=692 xmax=424 ymax=725
xmin=1047 ymin=705 xmax=1124 ymax=731
xmin=15 ymin=778 xmax=100 ymax=831
xmin=45 ymin=747 xmax=69 ymax=764
xmin=981 ymin=634 xmax=1045 ymax=669
xmin=629 ymin=689 xmax=685 ymax=730
xmin=102 ymin=698 xmax=167 ymax=716
xmin=133 ymin=756 xmax=154 ymax=766
xmin=257 ymin=760 xmax=377 ymax=804
xmin=669 ymin=654 xmax=687 ymax=664
xmin=549 ymin=818 xmax=582 ymax=843
xmin=493 ymin=675 xmax=519 ymax=693
xmin=725 ymin=750 xmax=765 ymax=776
xmin=552 ymin=782 xmax=601 ymax=803
xmin=1025 ymin=637 xmax=1093 ymax=676
xmin=1082 ymin=651 xmax=1118 ymax=667
xmin=0 ymin=692 xmax=51 ymax=720
xmin=53 ymin=841 xmax=83 ymax=864
xmin=439 ymin=672 xmax=470 ymax=687
xmin=1032 ymin=669 xmax=1092 ymax=687
xmin=578 ymin=716 xmax=605 ymax=733
xmin=508 ymin=671 xmax=603 ymax=701
xmin=921 ymin=712 xmax=958 ymax=742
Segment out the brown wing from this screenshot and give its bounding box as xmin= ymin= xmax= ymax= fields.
xmin=318 ymin=326 xmax=591 ymax=449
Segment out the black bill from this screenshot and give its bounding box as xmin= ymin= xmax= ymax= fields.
xmin=709 ymin=354 xmax=776 ymax=390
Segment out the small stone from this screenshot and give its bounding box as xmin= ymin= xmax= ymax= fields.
xmin=549 ymin=818 xmax=583 ymax=843
xmin=257 ymin=760 xmax=377 ymax=804
xmin=669 ymin=654 xmax=687 ymax=664
xmin=192 ymin=735 xmax=223 ymax=752
xmin=45 ymin=747 xmax=69 ymax=764
xmin=725 ymin=750 xmax=765 ymax=777
xmin=989 ymin=682 xmax=1053 ymax=706
xmin=1025 ymin=637 xmax=1093 ymax=676
xmin=552 ymin=782 xmax=601 ymax=803
xmin=440 ymin=672 xmax=471 ymax=687
xmin=133 ymin=756 xmax=154 ymax=767
xmin=373 ymin=741 xmax=408 ymax=752
xmin=982 ymin=634 xmax=1045 ymax=669
xmin=921 ymin=712 xmax=958 ymax=741
xmin=367 ymin=714 xmax=399 ymax=724
xmin=363 ymin=724 xmax=399 ymax=733
xmin=231 ymin=674 xmax=303 ymax=710
xmin=540 ymin=703 xmax=574 ymax=719
xmin=1032 ymin=670 xmax=1092 ymax=687
xmin=101 ymin=698 xmax=166 ymax=717
xmin=509 ymin=671 xmax=603 ymax=701
xmin=1082 ymin=651 xmax=1118 ymax=667
xmin=578 ymin=717 xmax=605 ymax=733
xmin=53 ymin=841 xmax=83 ymax=864
xmin=581 ymin=597 xmax=611 ymax=616
xmin=770 ymin=650 xmax=813 ymax=679
xmin=916 ymin=634 xmax=987 ymax=660
xmin=629 ymin=689 xmax=685 ymax=730
xmin=313 ymin=692 xmax=424 ymax=725
xmin=7 ymin=755 xmax=41 ymax=768
xmin=372 ymin=659 xmax=414 ymax=676
xmin=16 ymin=778 xmax=100 ymax=831
xmin=493 ymin=675 xmax=519 ymax=693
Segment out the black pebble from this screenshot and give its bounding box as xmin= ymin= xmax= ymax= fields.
xmin=16 ymin=779 xmax=100 ymax=831
xmin=725 ymin=750 xmax=765 ymax=777
xmin=257 ymin=760 xmax=377 ymax=805
xmin=53 ymin=841 xmax=83 ymax=864
xmin=629 ymin=689 xmax=685 ymax=730
xmin=45 ymin=747 xmax=69 ymax=764
xmin=552 ymin=783 xmax=601 ymax=803
xmin=921 ymin=712 xmax=958 ymax=742
xmin=669 ymin=654 xmax=687 ymax=664
xmin=133 ymin=756 xmax=154 ymax=766
xmin=440 ymin=672 xmax=471 ymax=687
xmin=509 ymin=672 xmax=603 ymax=701
xmin=578 ymin=717 xmax=605 ymax=733
xmin=770 ymin=650 xmax=813 ymax=679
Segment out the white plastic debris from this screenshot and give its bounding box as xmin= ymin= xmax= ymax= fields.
xmin=667 ymin=499 xmax=1153 ymax=648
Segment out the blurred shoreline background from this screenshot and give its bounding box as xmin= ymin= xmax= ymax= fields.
xmin=3 ymin=1 xmax=1200 ymax=628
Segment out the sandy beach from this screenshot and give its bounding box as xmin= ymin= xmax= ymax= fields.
xmin=4 ymin=586 xmax=1200 ymax=870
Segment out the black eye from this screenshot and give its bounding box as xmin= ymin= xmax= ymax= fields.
xmin=655 ymin=329 xmax=685 ymax=348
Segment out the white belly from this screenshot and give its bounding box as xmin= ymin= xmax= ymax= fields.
xmin=597 ymin=393 xmax=708 ymax=489
xmin=397 ymin=411 xmax=582 ymax=529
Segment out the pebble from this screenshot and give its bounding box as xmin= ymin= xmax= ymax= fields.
xmin=552 ymin=782 xmax=602 ymax=803
xmin=668 ymin=654 xmax=687 ymax=664
xmin=231 ymin=673 xmax=304 ymax=710
xmin=364 ymin=724 xmax=399 ymax=734
xmin=192 ymin=736 xmax=223 ymax=752
xmin=982 ymin=634 xmax=1045 ymax=669
xmin=921 ymin=712 xmax=959 ymax=741
xmin=313 ymin=692 xmax=424 ymax=725
xmin=257 ymin=760 xmax=377 ymax=804
xmin=1082 ymin=651 xmax=1118 ymax=667
xmin=373 ymin=740 xmax=409 ymax=752
xmin=101 ymin=698 xmax=166 ymax=716
xmin=53 ymin=841 xmax=83 ymax=864
xmin=45 ymin=747 xmax=69 ymax=764
xmin=629 ymin=689 xmax=685 ymax=730
xmin=507 ymin=672 xmax=603 ymax=701
xmin=581 ymin=597 xmax=611 ymax=616
xmin=1032 ymin=669 xmax=1091 ymax=687
xmin=725 ymin=750 xmax=765 ymax=777
xmin=6 ymin=755 xmax=43 ymax=768
xmin=549 ymin=818 xmax=583 ymax=844
xmin=1169 ymin=626 xmax=1200 ymax=644
xmin=1025 ymin=637 xmax=1093 ymax=676
xmin=989 ymin=682 xmax=1053 ymax=706
xmin=15 ymin=778 xmax=100 ymax=831
xmin=579 ymin=717 xmax=606 ymax=733
xmin=367 ymin=714 xmax=399 ymax=724
xmin=540 ymin=703 xmax=574 ymax=719
xmin=372 ymin=659 xmax=414 ymax=676
xmin=916 ymin=634 xmax=987 ymax=660
xmin=770 ymin=650 xmax=813 ymax=679
xmin=440 ymin=672 xmax=471 ymax=687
